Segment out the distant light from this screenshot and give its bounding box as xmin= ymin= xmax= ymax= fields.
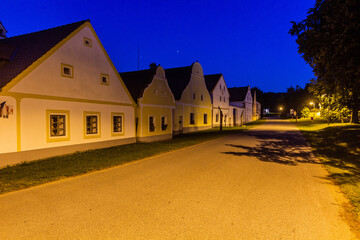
xmin=310 ymin=101 xmax=314 ymax=105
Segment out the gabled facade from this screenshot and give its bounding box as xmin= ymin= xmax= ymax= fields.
xmin=229 ymin=86 xmax=253 ymax=124
xmin=166 ymin=62 xmax=212 ymax=134
xmin=205 ymin=74 xmax=231 ymax=126
xmin=0 ymin=20 xmax=136 ymax=167
xmin=120 ymin=65 xmax=175 ymax=142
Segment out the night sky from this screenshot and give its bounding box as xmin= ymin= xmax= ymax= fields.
xmin=2 ymin=0 xmax=315 ymax=92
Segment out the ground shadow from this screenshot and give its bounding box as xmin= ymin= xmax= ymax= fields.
xmin=222 ymin=130 xmax=319 ymax=166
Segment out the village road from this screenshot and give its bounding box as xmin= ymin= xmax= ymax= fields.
xmin=0 ymin=119 xmax=357 ymax=239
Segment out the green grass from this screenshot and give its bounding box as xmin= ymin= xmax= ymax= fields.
xmin=293 ymin=119 xmax=360 ymax=221
xmin=0 ymin=120 xmax=264 ymax=195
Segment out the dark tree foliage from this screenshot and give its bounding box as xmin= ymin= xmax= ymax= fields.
xmin=289 ymin=0 xmax=360 ymax=123
xmin=279 ymin=85 xmax=313 ymax=117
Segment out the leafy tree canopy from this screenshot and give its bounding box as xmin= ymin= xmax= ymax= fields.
xmin=289 ymin=0 xmax=360 ymax=123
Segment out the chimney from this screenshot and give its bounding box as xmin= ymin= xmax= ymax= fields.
xmin=0 ymin=22 xmax=7 ymax=40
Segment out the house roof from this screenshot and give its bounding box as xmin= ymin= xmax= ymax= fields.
xmin=204 ymin=74 xmax=222 ymax=92
xmin=120 ymin=68 xmax=157 ymax=103
xmin=228 ymin=86 xmax=249 ymax=101
xmin=0 ymin=20 xmax=88 ymax=90
xmin=165 ymin=65 xmax=193 ymax=100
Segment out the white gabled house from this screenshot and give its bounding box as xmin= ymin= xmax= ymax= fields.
xmin=205 ymin=74 xmax=232 ymax=126
xmin=228 ymin=86 xmax=253 ymax=124
xmin=0 ymin=20 xmax=136 ymax=167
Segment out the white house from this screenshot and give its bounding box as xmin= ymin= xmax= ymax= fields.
xmin=205 ymin=73 xmax=232 ymax=126
xmin=229 ymin=86 xmax=253 ymax=124
xmin=0 ymin=20 xmax=136 ymax=167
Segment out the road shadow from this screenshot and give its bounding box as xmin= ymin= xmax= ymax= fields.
xmin=222 ymin=130 xmax=319 ymax=166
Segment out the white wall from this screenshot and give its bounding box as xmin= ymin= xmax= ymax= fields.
xmin=0 ymin=96 xmax=17 ymax=153
xmin=20 ymin=98 xmax=134 ymax=151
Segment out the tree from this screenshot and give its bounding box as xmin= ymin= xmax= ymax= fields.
xmin=289 ymin=0 xmax=360 ymax=123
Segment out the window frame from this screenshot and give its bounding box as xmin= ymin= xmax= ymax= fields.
xmin=61 ymin=63 xmax=74 ymax=78
xmin=83 ymin=37 xmax=92 ymax=47
xmin=111 ymin=112 xmax=125 ymax=136
xmin=204 ymin=113 xmax=208 ymax=124
xmin=46 ymin=110 xmax=70 ymax=143
xmin=100 ymin=73 xmax=110 ymax=85
xmin=84 ymin=111 xmax=101 ymax=138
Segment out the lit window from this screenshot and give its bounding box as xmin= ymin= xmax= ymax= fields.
xmin=149 ymin=116 xmax=155 ymax=132
xmin=190 ymin=113 xmax=195 ymax=125
xmin=83 ymin=37 xmax=92 ymax=47
xmin=61 ymin=64 xmax=73 ymax=78
xmin=101 ymin=74 xmax=109 ymax=85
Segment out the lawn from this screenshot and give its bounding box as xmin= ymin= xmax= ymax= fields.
xmin=293 ymin=118 xmax=360 ymax=222
xmin=0 ymin=120 xmax=264 ymax=195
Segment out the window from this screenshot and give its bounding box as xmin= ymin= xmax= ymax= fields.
xmin=100 ymin=73 xmax=109 ymax=85
xmin=84 ymin=112 xmax=101 ymax=138
xmin=46 ymin=110 xmax=70 ymax=142
xmin=193 ymin=93 xmax=196 ymax=100
xmin=154 ymin=89 xmax=158 ymax=95
xmin=86 ymin=115 xmax=98 ymax=134
xmin=190 ymin=113 xmax=195 ymax=125
xmin=50 ymin=115 xmax=66 ymax=137
xmin=216 ymin=114 xmax=219 ymax=122
xmin=220 ymin=96 xmax=222 ymax=101
xmin=149 ymin=116 xmax=155 ymax=132
xmin=201 ymin=94 xmax=204 ymax=101
xmin=204 ymin=114 xmax=208 ymax=124
xmin=61 ymin=64 xmax=73 ymax=78
xmin=161 ymin=116 xmax=168 ymax=131
xmin=83 ymin=37 xmax=92 ymax=47
xmin=112 ymin=113 xmax=124 ymax=134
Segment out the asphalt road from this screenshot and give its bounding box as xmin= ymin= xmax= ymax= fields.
xmin=0 ymin=119 xmax=357 ymax=239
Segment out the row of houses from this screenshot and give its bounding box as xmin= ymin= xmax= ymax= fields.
xmin=0 ymin=20 xmax=260 ymax=167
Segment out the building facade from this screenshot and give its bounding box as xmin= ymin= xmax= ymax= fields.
xmin=121 ymin=65 xmax=175 ymax=142
xmin=166 ymin=62 xmax=212 ymax=134
xmin=0 ymin=20 xmax=136 ymax=167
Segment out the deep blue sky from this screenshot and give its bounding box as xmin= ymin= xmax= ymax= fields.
xmin=2 ymin=0 xmax=315 ymax=92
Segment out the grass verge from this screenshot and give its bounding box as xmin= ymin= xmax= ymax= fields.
xmin=0 ymin=120 xmax=264 ymax=195
xmin=293 ymin=118 xmax=360 ymax=231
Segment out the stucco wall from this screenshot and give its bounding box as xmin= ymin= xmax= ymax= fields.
xmin=0 ymin=96 xmax=17 ymax=153
xmin=20 ymin=98 xmax=135 ymax=151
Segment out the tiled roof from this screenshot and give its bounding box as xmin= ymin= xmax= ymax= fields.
xmin=0 ymin=20 xmax=88 ymax=90
xmin=165 ymin=65 xmax=192 ymax=100
xmin=120 ymin=68 xmax=157 ymax=103
xmin=228 ymin=86 xmax=249 ymax=101
xmin=204 ymin=73 xmax=222 ymax=92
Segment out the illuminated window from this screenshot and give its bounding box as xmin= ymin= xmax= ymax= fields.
xmin=100 ymin=73 xmax=109 ymax=85
xmin=61 ymin=64 xmax=73 ymax=78
xmin=83 ymin=37 xmax=92 ymax=47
